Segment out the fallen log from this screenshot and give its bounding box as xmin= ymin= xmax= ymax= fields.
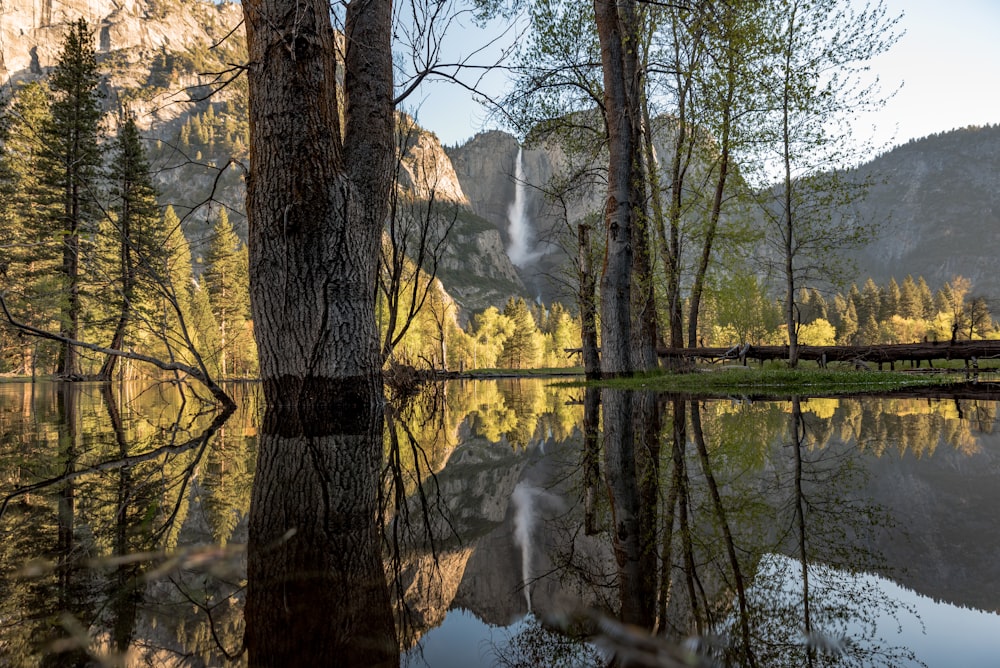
xmin=564 ymin=340 xmax=1000 ymax=368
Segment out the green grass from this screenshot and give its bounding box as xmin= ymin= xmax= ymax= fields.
xmin=562 ymin=364 xmax=973 ymax=396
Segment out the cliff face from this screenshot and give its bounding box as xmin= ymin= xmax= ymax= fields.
xmin=849 ymin=125 xmax=1000 ymax=295
xmin=0 ymin=0 xmax=242 ymax=77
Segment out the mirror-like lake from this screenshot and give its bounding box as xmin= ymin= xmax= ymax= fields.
xmin=1 ymin=379 xmax=999 ymax=666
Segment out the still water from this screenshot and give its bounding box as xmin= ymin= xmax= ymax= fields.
xmin=1 ymin=379 xmax=999 ymax=666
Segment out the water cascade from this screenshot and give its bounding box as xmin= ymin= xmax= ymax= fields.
xmin=506 ymin=147 xmax=540 ymax=268
xmin=511 ymin=481 xmax=538 ymax=611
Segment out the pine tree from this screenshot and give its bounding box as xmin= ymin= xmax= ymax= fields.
xmin=882 ymin=278 xmax=901 ymax=320
xmin=899 ymin=275 xmax=921 ymax=320
xmin=0 ymin=81 xmax=61 ymax=372
xmin=500 ymin=297 xmax=540 ymax=369
xmin=203 ymin=209 xmax=249 ymax=376
xmin=39 ymin=19 xmax=104 ymax=376
xmin=916 ymin=276 xmax=935 ymax=319
xmin=98 ymin=112 xmax=163 ymax=380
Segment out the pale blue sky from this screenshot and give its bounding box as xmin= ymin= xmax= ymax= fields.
xmin=408 ymin=0 xmax=1000 ymax=151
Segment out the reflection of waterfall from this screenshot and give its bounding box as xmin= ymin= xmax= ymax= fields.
xmin=511 ymin=482 xmax=538 ymax=611
xmin=507 ymin=148 xmax=540 ymax=268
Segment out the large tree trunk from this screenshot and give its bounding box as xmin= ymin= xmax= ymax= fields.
xmin=578 ymin=223 xmax=601 ymax=378
xmin=244 ymin=0 xmax=393 ymax=401
xmin=595 ymin=0 xmax=635 ymax=377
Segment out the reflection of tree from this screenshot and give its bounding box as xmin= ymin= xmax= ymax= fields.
xmin=246 ymin=396 xmax=397 ymax=666
xmin=728 ymin=397 xmax=918 ymax=668
xmin=0 ymin=382 xmax=239 ymax=665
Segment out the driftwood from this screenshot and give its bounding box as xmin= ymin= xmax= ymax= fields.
xmin=566 ymin=340 xmax=1000 ymax=369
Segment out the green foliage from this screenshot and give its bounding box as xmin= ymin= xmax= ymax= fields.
xmin=499 ymin=297 xmax=541 ymax=369
xmin=203 ymin=209 xmax=253 ymax=376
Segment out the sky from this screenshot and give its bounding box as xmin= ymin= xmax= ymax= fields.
xmin=408 ymin=0 xmax=1000 ymax=151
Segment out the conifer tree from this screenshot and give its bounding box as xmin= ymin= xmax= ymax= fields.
xmin=203 ymin=209 xmax=249 ymax=376
xmin=916 ymin=276 xmax=935 ymax=320
xmin=39 ymin=18 xmax=104 ymax=376
xmin=98 ymin=112 xmax=163 ymax=380
xmin=899 ymin=275 xmax=921 ymax=320
xmin=882 ymin=278 xmax=900 ymax=320
xmin=0 ymin=82 xmax=60 ymax=372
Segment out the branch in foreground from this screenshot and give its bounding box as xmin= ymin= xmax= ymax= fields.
xmin=0 ymin=292 xmax=236 ymax=409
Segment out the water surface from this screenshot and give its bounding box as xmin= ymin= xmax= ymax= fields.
xmin=1 ymin=379 xmax=999 ymax=666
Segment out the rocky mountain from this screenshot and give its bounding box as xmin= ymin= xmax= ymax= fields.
xmin=848 ymin=124 xmax=1000 ymax=299
xmin=0 ymin=0 xmax=527 ymax=314
xmin=3 ymin=0 xmax=998 ymax=317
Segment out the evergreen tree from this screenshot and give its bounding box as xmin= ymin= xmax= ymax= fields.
xmin=833 ymin=294 xmax=858 ymax=345
xmin=500 ymin=297 xmax=540 ymax=369
xmin=203 ymin=209 xmax=249 ymax=376
xmin=899 ymin=275 xmax=921 ymax=320
xmin=0 ymin=82 xmax=60 ymax=372
xmin=916 ymin=276 xmax=935 ymax=319
xmin=809 ymin=288 xmax=828 ymax=322
xmin=98 ymin=112 xmax=163 ymax=380
xmin=882 ymin=277 xmax=900 ymax=320
xmin=39 ymin=19 xmax=104 ymax=376
xmin=859 ymin=278 xmax=882 ymax=326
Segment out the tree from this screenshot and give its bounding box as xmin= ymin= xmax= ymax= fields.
xmin=203 ymin=209 xmax=249 ymax=377
xmin=899 ymin=275 xmax=921 ymax=320
xmin=881 ymin=277 xmax=900 ymax=320
xmin=244 ymin=0 xmax=393 ymax=402
xmin=758 ymin=0 xmax=900 ymax=366
xmin=97 ymin=112 xmax=163 ymax=380
xmin=500 ymin=297 xmax=540 ymax=369
xmin=378 ymin=115 xmax=458 ymax=364
xmin=40 ymin=18 xmax=105 ymax=377
xmin=594 ymin=0 xmax=643 ymax=376
xmin=243 ymin=0 xmax=397 ymax=659
xmin=0 ymin=81 xmax=61 ymax=374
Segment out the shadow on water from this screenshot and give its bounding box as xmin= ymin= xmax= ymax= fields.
xmin=2 ymin=379 xmax=1000 ymax=665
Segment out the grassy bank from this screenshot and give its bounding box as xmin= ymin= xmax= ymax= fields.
xmin=580 ymin=364 xmax=974 ymax=396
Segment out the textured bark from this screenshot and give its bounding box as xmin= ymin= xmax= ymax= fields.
xmin=246 ymin=393 xmax=396 ymax=666
xmin=622 ymin=2 xmax=658 ymax=373
xmin=244 ymin=0 xmax=393 ymax=400
xmin=595 ymin=0 xmax=634 ymax=377
xmin=578 ymin=223 xmax=601 ymax=379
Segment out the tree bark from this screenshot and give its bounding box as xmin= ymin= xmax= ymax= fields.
xmin=244 ymin=0 xmax=393 ymax=402
xmin=578 ymin=223 xmax=601 ymax=379
xmin=595 ymin=0 xmax=635 ymax=377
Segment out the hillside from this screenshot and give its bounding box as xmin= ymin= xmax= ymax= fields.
xmin=849 ymin=125 xmax=1000 ymax=299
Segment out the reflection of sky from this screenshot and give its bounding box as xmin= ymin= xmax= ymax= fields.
xmin=869 ymin=575 xmax=1000 ymax=668
xmin=759 ymin=553 xmax=1000 ymax=668
xmin=402 ymin=609 xmax=528 ymax=668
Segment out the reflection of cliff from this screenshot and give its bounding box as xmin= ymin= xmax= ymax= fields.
xmin=396 ymin=424 xmax=613 ymax=643
xmin=859 ymin=434 xmax=1000 ymax=612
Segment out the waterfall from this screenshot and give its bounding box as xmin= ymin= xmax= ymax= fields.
xmin=511 ymin=481 xmax=537 ymax=612
xmin=507 ymin=147 xmax=535 ymax=268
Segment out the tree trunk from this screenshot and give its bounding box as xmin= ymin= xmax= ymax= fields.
xmin=595 ymin=0 xmax=635 ymax=377
xmin=578 ymin=223 xmax=601 ymax=378
xmin=98 ymin=205 xmax=134 ymax=381
xmin=244 ymin=0 xmax=393 ymax=401
xmin=688 ymin=50 xmax=735 ymax=347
